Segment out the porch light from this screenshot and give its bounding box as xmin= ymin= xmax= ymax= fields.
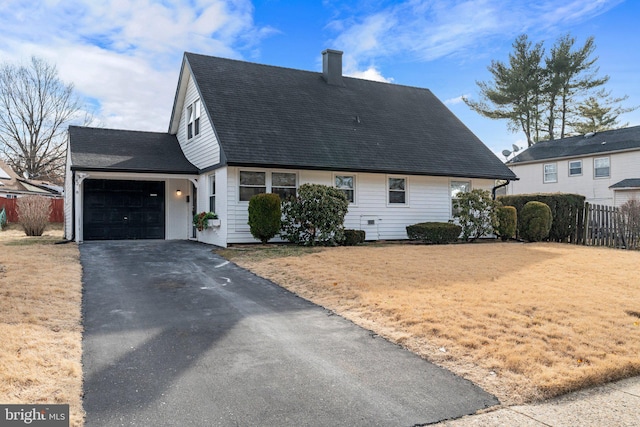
xmin=176 ymin=189 xmax=182 ymax=196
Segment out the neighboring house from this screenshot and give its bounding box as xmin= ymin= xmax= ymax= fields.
xmin=65 ymin=49 xmax=516 ymax=246
xmin=506 ymin=126 xmax=640 ymax=207
xmin=0 ymin=159 xmax=62 ymax=199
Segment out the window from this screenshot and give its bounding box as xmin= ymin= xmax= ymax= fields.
xmin=543 ymin=163 xmax=557 ymax=183
xmin=209 ymin=174 xmax=216 ymax=213
xmin=569 ymin=160 xmax=582 ymax=177
xmin=187 ymin=99 xmax=201 ymax=139
xmin=335 ymin=175 xmax=355 ymax=203
xmin=388 ymin=177 xmax=407 ymax=204
xmin=594 ymin=157 xmax=610 ymax=178
xmin=450 ymin=180 xmax=470 ymax=216
xmin=271 ymin=172 xmax=297 ymax=200
xmin=239 ymin=171 xmax=266 ymax=201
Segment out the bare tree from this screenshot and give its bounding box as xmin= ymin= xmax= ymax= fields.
xmin=0 ymin=57 xmax=82 ymax=182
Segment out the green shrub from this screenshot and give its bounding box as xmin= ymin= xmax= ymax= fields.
xmin=498 ymin=194 xmax=585 ymax=242
xmin=281 ymin=184 xmax=349 ymax=246
xmin=452 ymin=189 xmax=500 ymax=241
xmin=496 ymin=206 xmax=517 ymax=241
xmin=17 ymin=196 xmax=51 ymax=236
xmin=341 ymin=229 xmax=365 ymax=246
xmin=406 ymin=222 xmax=461 ymax=244
xmin=520 ymin=201 xmax=552 ymax=242
xmin=248 ymin=193 xmax=282 ymax=244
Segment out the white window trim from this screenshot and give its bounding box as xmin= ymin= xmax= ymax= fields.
xmin=187 ymin=99 xmax=201 ymax=140
xmin=334 ymin=173 xmax=357 ymax=205
xmin=208 ymin=173 xmax=216 ymax=213
xmin=543 ymin=163 xmax=558 ymax=183
xmin=593 ymin=157 xmax=610 ymax=179
xmin=568 ymin=160 xmax=583 ymax=177
xmin=237 ymin=169 xmax=299 ymax=203
xmin=450 ymin=179 xmax=471 ymax=218
xmin=387 ymin=175 xmax=409 ymax=206
xmin=238 ymin=169 xmax=266 ymax=203
xmin=270 ymin=171 xmax=298 ymax=199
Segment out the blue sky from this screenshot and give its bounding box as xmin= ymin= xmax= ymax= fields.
xmin=1 ymin=0 xmax=638 ymax=158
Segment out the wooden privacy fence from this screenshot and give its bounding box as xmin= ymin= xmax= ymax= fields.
xmin=0 ymin=197 xmax=64 ymax=223
xmin=581 ymin=202 xmax=640 ymax=249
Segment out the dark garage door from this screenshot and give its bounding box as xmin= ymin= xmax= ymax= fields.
xmin=83 ymin=179 xmax=165 ymax=240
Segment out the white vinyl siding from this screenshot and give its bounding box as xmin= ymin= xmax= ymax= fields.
xmin=507 ymin=150 xmax=640 ymax=205
xmin=176 ymin=73 xmax=220 ymax=169
xmin=224 ymin=166 xmax=493 ymax=244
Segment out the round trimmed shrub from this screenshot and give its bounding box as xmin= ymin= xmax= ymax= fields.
xmin=248 ymin=193 xmax=282 ymax=244
xmin=496 ymin=206 xmax=517 ymax=241
xmin=520 ymin=201 xmax=552 ymax=242
xmin=341 ymin=229 xmax=365 ymax=246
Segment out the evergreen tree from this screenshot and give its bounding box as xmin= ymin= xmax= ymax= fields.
xmin=570 ymin=90 xmax=637 ymax=134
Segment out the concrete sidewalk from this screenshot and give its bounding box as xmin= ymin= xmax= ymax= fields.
xmin=438 ymin=375 xmax=640 ymax=426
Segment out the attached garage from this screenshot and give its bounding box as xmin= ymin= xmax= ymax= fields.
xmin=65 ymin=126 xmax=199 ymax=242
xmin=83 ymin=179 xmax=165 ymax=240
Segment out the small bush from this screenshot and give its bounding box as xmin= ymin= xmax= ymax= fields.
xmin=281 ymin=184 xmax=349 ymax=246
xmin=496 ymin=206 xmax=517 ymax=241
xmin=453 ymin=189 xmax=500 ymax=241
xmin=406 ymin=222 xmax=461 ymax=244
xmin=520 ymin=201 xmax=552 ymax=242
xmin=342 ymin=229 xmax=365 ymax=246
xmin=17 ymin=196 xmax=51 ymax=236
xmin=248 ymin=193 xmax=282 ymax=244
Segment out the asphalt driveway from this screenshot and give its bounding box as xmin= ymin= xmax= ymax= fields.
xmin=81 ymin=240 xmax=498 ymax=426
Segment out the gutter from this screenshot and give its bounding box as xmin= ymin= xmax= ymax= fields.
xmin=491 ymin=180 xmax=510 ymax=200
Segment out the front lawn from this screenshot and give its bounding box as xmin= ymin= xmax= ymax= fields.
xmin=0 ymin=224 xmax=84 ymax=426
xmin=218 ymin=242 xmax=640 ymax=405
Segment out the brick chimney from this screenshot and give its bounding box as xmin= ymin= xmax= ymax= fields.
xmin=322 ymin=49 xmax=344 ymax=86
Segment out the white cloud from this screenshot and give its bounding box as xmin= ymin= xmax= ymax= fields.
xmin=327 ymin=0 xmax=623 ymax=72
xmin=444 ymin=95 xmax=470 ymax=106
xmin=347 ymin=66 xmax=394 ymax=83
xmin=0 ymin=0 xmax=274 ymax=130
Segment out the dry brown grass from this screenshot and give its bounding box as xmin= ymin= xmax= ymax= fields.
xmin=0 ymin=223 xmax=84 ymax=426
xmin=219 ymin=242 xmax=640 ymax=405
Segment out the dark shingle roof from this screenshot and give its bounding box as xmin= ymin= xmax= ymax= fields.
xmin=69 ymin=126 xmax=198 ymax=174
xmin=507 ymin=126 xmax=640 ymax=164
xmin=185 ymin=53 xmax=516 ymax=180
xmin=610 ymin=178 xmax=640 ymax=189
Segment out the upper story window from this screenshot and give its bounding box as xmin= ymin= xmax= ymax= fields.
xmin=594 ymin=157 xmax=610 ymax=178
xmin=239 ymin=171 xmax=266 ymax=201
xmin=388 ymin=177 xmax=407 ymax=204
xmin=335 ymin=175 xmax=355 ymax=203
xmin=271 ymin=172 xmax=297 ymax=200
xmin=187 ymin=99 xmax=201 ymax=139
xmin=450 ymin=180 xmax=470 ymax=216
xmin=209 ymin=174 xmax=216 ymax=213
xmin=543 ymin=163 xmax=558 ymax=183
xmin=568 ymin=160 xmax=582 ymax=177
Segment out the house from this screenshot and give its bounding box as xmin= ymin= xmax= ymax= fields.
xmin=0 ymin=159 xmax=62 ymax=199
xmin=506 ymin=125 xmax=640 ymax=207
xmin=65 ymin=49 xmax=516 ymax=246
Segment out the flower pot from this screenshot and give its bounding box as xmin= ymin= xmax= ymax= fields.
xmin=208 ymin=219 xmax=221 ymax=227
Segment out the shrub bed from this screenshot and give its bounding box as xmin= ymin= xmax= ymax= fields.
xmin=406 ymin=222 xmax=461 ymax=244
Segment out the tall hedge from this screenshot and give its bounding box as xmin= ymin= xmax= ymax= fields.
xmin=498 ymin=194 xmax=585 ymax=242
